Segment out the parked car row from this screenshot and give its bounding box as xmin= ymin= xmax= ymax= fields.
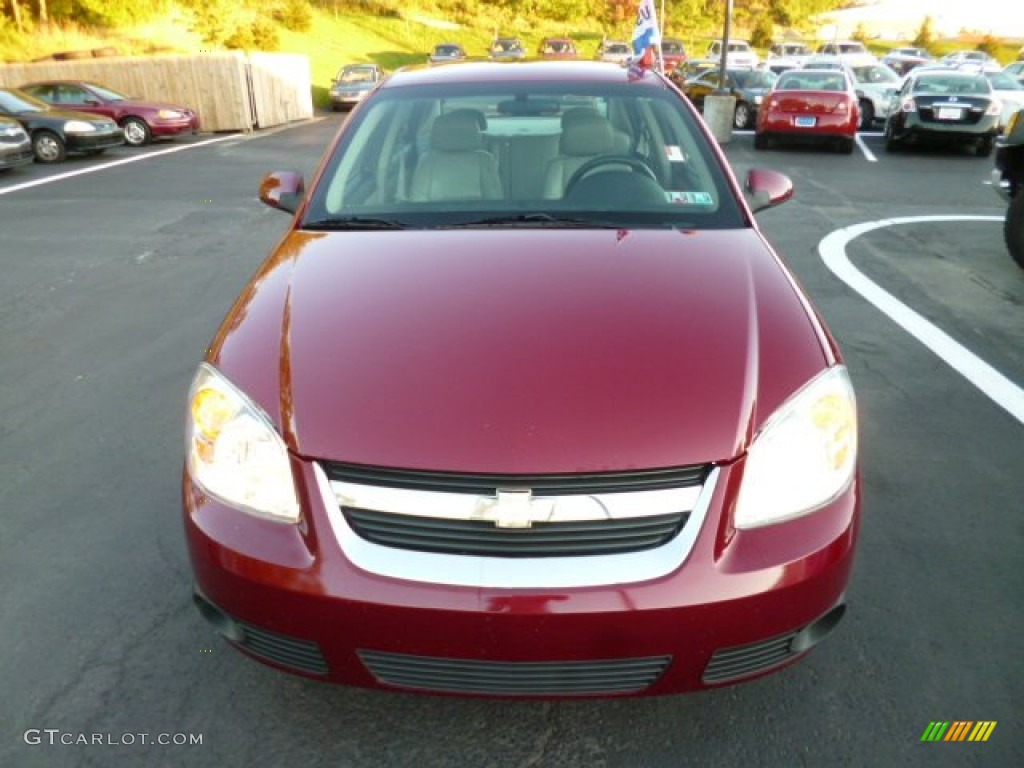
xmin=0 ymin=81 xmax=198 ymax=165
xmin=422 ymin=37 xmax=689 ymax=69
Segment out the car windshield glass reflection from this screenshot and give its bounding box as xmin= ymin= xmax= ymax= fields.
xmin=304 ymin=81 xmax=743 ymax=231
xmin=340 ymin=68 xmax=377 ymax=84
xmin=0 ymin=89 xmax=49 ymax=113
xmin=86 ymin=83 xmax=128 ymax=101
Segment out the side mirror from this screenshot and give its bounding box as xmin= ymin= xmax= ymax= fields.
xmin=259 ymin=171 xmax=305 ymax=214
xmin=83 ymin=98 xmax=101 ymax=106
xmin=744 ymin=168 xmax=793 ymax=213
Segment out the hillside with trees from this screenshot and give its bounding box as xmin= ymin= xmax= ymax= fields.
xmin=2 ymin=0 xmax=858 ymax=59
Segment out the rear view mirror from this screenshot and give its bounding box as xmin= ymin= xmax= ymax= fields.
xmin=259 ymin=171 xmax=305 ymax=214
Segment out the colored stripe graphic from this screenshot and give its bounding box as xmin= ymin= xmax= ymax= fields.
xmin=945 ymin=721 xmax=972 ymax=741
xmin=921 ymin=721 xmax=996 ymax=742
xmin=968 ymin=722 xmax=997 ymax=742
xmin=921 ymin=722 xmax=949 ymax=741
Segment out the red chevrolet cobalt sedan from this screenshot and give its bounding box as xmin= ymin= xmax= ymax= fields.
xmin=184 ymin=61 xmax=860 ymax=697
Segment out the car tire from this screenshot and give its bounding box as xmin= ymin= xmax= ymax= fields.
xmin=753 ymin=132 xmax=768 ymax=150
xmin=884 ymin=122 xmax=900 ymax=152
xmin=122 ymin=117 xmax=152 ymax=147
xmin=858 ymin=100 xmax=874 ymax=131
xmin=975 ymin=137 xmax=994 ymax=158
xmin=32 ymin=130 xmax=66 ymax=163
xmin=1006 ymin=192 xmax=1024 ymax=269
xmin=733 ymin=102 xmax=752 ymax=130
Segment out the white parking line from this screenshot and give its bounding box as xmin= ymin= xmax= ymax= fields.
xmin=819 ymin=215 xmax=1024 ymax=425
xmin=0 ymin=135 xmax=242 ymax=197
xmin=855 ymin=134 xmax=877 ymax=162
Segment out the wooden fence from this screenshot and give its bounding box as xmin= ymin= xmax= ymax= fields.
xmin=0 ymin=52 xmax=313 ymax=133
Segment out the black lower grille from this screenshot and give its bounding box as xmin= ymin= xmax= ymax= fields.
xmin=344 ymin=507 xmax=687 ymax=557
xmin=359 ymin=650 xmax=671 ymax=695
xmin=702 ymin=633 xmax=797 ymax=684
xmin=236 ymin=621 xmax=329 ymax=676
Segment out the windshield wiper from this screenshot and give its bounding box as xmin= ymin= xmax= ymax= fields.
xmin=303 ymin=216 xmax=407 ymax=231
xmin=442 ymin=213 xmax=623 ymax=229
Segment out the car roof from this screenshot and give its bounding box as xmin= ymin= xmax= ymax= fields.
xmin=383 ymin=61 xmax=667 ymax=89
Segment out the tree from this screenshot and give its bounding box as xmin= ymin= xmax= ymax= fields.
xmin=912 ymin=16 xmax=934 ymax=50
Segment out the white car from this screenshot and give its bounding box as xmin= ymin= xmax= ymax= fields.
xmin=985 ymin=71 xmax=1024 ymax=128
xmin=765 ymin=42 xmax=811 ymax=74
xmin=815 ymin=41 xmax=877 ymax=67
xmin=595 ymin=41 xmax=632 ymax=64
xmin=846 ymin=63 xmax=901 ymax=129
xmin=706 ymin=39 xmax=759 ymax=69
xmin=941 ymin=50 xmax=1001 ymax=73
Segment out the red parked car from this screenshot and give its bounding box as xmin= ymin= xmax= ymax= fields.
xmin=184 ymin=61 xmax=860 ymax=697
xmin=754 ymin=68 xmax=860 ymax=153
xmin=19 ymin=80 xmax=199 ymax=146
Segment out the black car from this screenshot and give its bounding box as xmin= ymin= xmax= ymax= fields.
xmin=993 ymin=107 xmax=1024 ymax=267
xmin=883 ymin=70 xmax=1000 ymax=156
xmin=0 ymin=87 xmax=124 ymax=163
xmin=671 ymin=67 xmax=777 ymax=129
xmin=0 ymin=115 xmax=34 ymax=171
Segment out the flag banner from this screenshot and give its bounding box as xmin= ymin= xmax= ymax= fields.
xmin=632 ymin=0 xmax=661 ymax=58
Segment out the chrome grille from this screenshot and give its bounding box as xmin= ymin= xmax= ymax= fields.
xmin=359 ymin=650 xmax=671 ymax=695
xmin=323 ymin=461 xmax=709 ymax=559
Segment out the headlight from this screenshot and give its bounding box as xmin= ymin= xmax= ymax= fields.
xmin=157 ymin=109 xmax=183 ymax=119
xmin=186 ymin=363 xmax=300 ymax=523
xmin=63 ymin=120 xmax=96 ymax=133
xmin=0 ymin=122 xmax=23 ymax=137
xmin=734 ymin=366 xmax=857 ymax=529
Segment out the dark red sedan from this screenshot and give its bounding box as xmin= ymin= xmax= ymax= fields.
xmin=20 ymin=80 xmax=199 ymax=146
xmin=755 ymin=69 xmax=860 ymax=154
xmin=184 ymin=61 xmax=860 ymax=697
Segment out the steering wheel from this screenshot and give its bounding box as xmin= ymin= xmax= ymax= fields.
xmin=564 ymin=155 xmax=658 ymax=196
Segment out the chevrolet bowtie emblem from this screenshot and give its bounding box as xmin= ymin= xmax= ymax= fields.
xmin=483 ymin=489 xmax=552 ymax=529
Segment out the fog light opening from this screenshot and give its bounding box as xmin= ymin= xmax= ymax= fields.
xmin=789 ymin=602 xmax=846 ymax=654
xmin=193 ymin=591 xmax=245 ymax=643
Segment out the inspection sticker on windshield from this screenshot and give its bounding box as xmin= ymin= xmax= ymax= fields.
xmin=665 ymin=145 xmax=688 ymax=162
xmin=667 ymin=191 xmax=714 ymax=205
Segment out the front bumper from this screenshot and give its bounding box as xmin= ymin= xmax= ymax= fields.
xmin=65 ymin=130 xmax=124 ymax=153
xmin=0 ymin=138 xmax=34 ymax=169
xmin=150 ymin=113 xmax=200 ymax=137
xmin=184 ymin=458 xmax=859 ymax=697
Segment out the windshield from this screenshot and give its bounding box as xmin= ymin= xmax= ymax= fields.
xmin=339 ymin=67 xmax=377 ymax=84
xmin=913 ymin=75 xmax=990 ymax=95
xmin=727 ymin=43 xmax=751 ymax=53
xmin=987 ymin=73 xmax=1023 ymax=90
xmin=434 ymin=46 xmax=462 ymax=57
xmin=0 ymin=88 xmax=48 ymax=113
xmin=85 ymin=82 xmax=128 ymax=101
xmin=838 ymin=43 xmax=866 ymax=54
xmin=733 ymin=69 xmax=777 ymax=89
xmin=303 ymin=80 xmax=744 ymax=231
xmin=605 ymin=44 xmax=630 ymax=55
xmin=662 ymin=41 xmax=684 ymax=55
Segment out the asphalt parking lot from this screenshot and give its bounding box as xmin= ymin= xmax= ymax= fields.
xmin=1 ymin=114 xmax=1021 ymax=768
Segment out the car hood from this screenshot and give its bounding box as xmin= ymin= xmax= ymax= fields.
xmin=214 ymin=229 xmax=830 ymax=474
xmin=11 ymin=107 xmax=112 ymax=122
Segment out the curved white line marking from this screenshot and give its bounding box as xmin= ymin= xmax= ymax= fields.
xmin=819 ymin=215 xmax=1024 ymax=425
